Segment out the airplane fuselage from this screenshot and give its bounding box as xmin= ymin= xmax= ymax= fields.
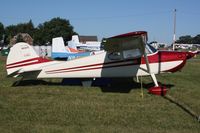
xmin=35 ymin=50 xmax=188 ymax=79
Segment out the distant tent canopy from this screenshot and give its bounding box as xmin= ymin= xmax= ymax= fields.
xmin=10 ymin=33 xmax=33 ymax=46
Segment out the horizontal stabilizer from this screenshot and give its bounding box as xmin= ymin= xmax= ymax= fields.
xmin=7 ymin=68 xmax=42 ymax=79
xmin=7 ymin=69 xmax=21 ymax=77
xmin=19 ymin=69 xmax=42 ymax=79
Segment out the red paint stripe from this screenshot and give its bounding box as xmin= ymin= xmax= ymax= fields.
xmin=6 ymin=57 xmax=51 ymax=69
xmin=7 ymin=57 xmax=50 ymax=66
xmin=46 ymin=58 xmax=139 ymax=73
xmin=7 ymin=61 xmax=40 ymax=69
xmin=164 ymin=60 xmax=186 ymax=73
xmin=141 ymin=51 xmax=187 ymax=64
xmin=46 ymin=62 xmax=138 ymax=74
xmin=110 ymin=31 xmax=147 ymax=39
xmin=7 ymin=57 xmax=38 ymax=67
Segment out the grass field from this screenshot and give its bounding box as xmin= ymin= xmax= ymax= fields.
xmin=0 ymin=55 xmax=200 ymax=133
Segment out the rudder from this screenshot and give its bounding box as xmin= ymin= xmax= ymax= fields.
xmin=51 ymin=37 xmax=69 ymax=59
xmin=6 ymin=42 xmax=40 ymax=76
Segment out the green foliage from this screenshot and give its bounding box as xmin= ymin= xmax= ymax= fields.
xmin=34 ymin=17 xmax=76 ymax=45
xmin=192 ymin=34 xmax=200 ymax=44
xmin=3 ymin=18 xmax=76 ymax=45
xmin=176 ymin=34 xmax=200 ymax=44
xmin=4 ymin=20 xmax=35 ymax=44
xmin=0 ymin=22 xmax=4 ymax=42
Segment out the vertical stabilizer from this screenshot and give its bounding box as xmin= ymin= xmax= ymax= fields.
xmin=52 ymin=37 xmax=68 ymax=53
xmin=68 ymin=35 xmax=79 ymax=50
xmin=51 ymin=37 xmax=69 ymax=59
xmin=71 ymin=35 xmax=79 ymax=43
xmin=6 ymin=42 xmax=40 ymax=76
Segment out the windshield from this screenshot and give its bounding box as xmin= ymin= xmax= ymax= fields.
xmin=145 ymin=43 xmax=157 ymax=54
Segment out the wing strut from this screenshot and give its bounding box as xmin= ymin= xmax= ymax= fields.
xmin=143 ymin=51 xmax=159 ymax=87
xmin=141 ymin=35 xmax=159 ymax=87
xmin=144 ymin=51 xmax=167 ymax=96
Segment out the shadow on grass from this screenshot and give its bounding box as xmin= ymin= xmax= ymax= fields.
xmin=100 ymin=79 xmax=174 ymax=93
xmin=163 ymin=95 xmax=200 ymax=122
xmin=12 ymin=79 xmax=61 ymax=86
xmin=99 ymin=78 xmax=142 ymax=93
xmin=12 ymin=78 xmax=175 ymax=93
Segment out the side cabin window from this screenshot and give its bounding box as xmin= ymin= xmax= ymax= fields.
xmin=123 ymin=49 xmax=141 ymax=59
xmin=108 ymin=49 xmax=142 ymax=60
xmin=145 ymin=43 xmax=157 ymax=54
xmin=108 ymin=52 xmax=123 ymax=60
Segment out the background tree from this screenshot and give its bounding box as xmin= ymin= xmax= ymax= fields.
xmin=176 ymin=34 xmax=200 ymax=44
xmin=34 ymin=17 xmax=76 ymax=45
xmin=0 ymin=22 xmax=5 ymax=43
xmin=16 ymin=34 xmax=24 ymax=43
xmin=176 ymin=35 xmax=192 ymax=44
xmin=192 ymin=34 xmax=200 ymax=44
xmin=5 ymin=20 xmax=35 ymax=44
xmin=3 ymin=18 xmax=77 ymax=45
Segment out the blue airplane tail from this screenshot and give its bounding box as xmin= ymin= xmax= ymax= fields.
xmin=51 ymin=37 xmax=92 ymax=60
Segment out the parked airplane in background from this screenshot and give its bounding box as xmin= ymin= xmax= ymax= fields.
xmin=68 ymin=35 xmax=101 ymax=51
xmin=174 ymin=43 xmax=194 ymax=50
xmin=6 ymin=31 xmax=197 ymax=96
xmin=51 ymin=37 xmax=94 ymax=60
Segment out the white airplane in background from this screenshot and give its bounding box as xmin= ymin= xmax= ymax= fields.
xmin=6 ymin=31 xmax=197 ymax=96
xmin=68 ymin=35 xmax=101 ymax=51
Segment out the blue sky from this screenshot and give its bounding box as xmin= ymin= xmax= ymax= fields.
xmin=0 ymin=0 xmax=200 ymax=44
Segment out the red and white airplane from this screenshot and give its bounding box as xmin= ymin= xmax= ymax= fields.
xmin=6 ymin=31 xmax=197 ymax=96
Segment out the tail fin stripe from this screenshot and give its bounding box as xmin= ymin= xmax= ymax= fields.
xmin=7 ymin=57 xmax=51 ymax=69
xmin=7 ymin=57 xmax=39 ymax=66
xmin=7 ymin=60 xmax=38 ymax=69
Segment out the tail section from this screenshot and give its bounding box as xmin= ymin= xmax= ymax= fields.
xmin=68 ymin=35 xmax=79 ymax=50
xmin=52 ymin=37 xmax=68 ymax=52
xmin=51 ymin=37 xmax=81 ymax=58
xmin=52 ymin=37 xmax=82 ymax=59
xmin=51 ymin=37 xmax=69 ymax=59
xmin=71 ymin=35 xmax=79 ymax=43
xmin=6 ymin=42 xmax=51 ymax=77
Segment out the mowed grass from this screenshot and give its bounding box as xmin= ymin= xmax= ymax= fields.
xmin=0 ymin=56 xmax=200 ymax=133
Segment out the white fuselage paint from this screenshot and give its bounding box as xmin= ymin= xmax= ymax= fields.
xmin=36 ymin=52 xmax=183 ymax=79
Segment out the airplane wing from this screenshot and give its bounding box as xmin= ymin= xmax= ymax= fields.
xmin=103 ymin=31 xmax=159 ymax=86
xmin=103 ymin=31 xmax=147 ymax=55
